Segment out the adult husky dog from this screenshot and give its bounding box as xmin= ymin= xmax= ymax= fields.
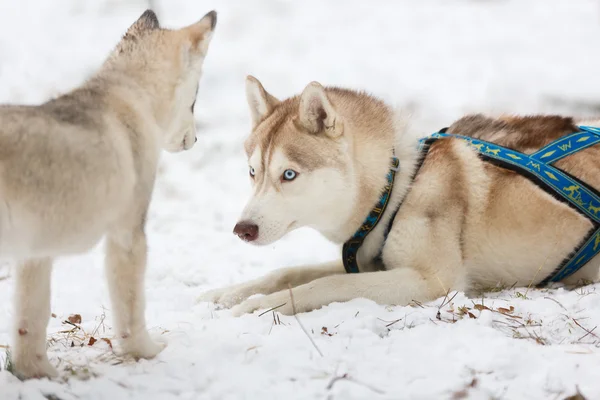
xmin=199 ymin=76 xmax=600 ymax=316
xmin=6 ymin=9 xmax=216 ymax=379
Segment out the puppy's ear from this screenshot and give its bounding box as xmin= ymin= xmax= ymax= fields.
xmin=298 ymin=82 xmax=342 ymax=138
xmin=184 ymin=10 xmax=217 ymax=53
xmin=127 ymin=9 xmax=160 ymax=36
xmin=246 ymin=75 xmax=280 ymax=128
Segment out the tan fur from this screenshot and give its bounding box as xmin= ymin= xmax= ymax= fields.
xmin=199 ymin=78 xmax=600 ymax=317
xmin=8 ymin=9 xmax=216 ymax=379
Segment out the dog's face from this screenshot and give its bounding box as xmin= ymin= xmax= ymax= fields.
xmin=112 ymin=10 xmax=216 ymax=152
xmin=234 ymin=77 xmax=355 ymax=245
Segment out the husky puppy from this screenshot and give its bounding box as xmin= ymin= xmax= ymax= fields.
xmin=7 ymin=9 xmax=216 ymax=379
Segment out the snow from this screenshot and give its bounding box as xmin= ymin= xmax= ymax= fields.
xmin=1 ymin=0 xmax=600 ymax=398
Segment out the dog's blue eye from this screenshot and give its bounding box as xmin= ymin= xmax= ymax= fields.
xmin=249 ymin=166 xmax=255 ymax=177
xmin=282 ymin=169 xmax=297 ymax=181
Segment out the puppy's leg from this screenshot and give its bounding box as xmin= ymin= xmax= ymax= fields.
xmin=12 ymin=258 xmax=57 ymax=379
xmin=197 ymin=260 xmax=344 ymax=308
xmin=231 ymin=266 xmax=462 ymax=316
xmin=105 ymin=225 xmax=164 ymax=359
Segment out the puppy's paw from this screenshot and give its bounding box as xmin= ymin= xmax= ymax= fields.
xmin=120 ymin=332 xmax=166 ymax=360
xmin=12 ymin=352 xmax=58 ymax=380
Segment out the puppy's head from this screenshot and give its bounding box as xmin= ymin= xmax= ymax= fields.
xmin=110 ymin=9 xmax=217 ymax=152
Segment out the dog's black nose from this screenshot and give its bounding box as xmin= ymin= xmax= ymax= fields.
xmin=194 ymin=137 xmax=198 ymax=143
xmin=233 ymin=221 xmax=259 ymax=242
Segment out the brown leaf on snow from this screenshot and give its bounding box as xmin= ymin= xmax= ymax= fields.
xmin=474 ymin=304 xmax=490 ymax=311
xmin=321 ymin=327 xmax=334 ymax=336
xmin=101 ymin=338 xmax=113 ymax=349
xmin=51 ymin=313 xmax=57 ymax=318
xmin=88 ymin=337 xmax=97 ymax=346
xmin=68 ymin=314 xmax=82 ymax=324
xmin=468 ymin=312 xmax=476 ymax=319
xmin=497 ymin=306 xmax=515 ymax=314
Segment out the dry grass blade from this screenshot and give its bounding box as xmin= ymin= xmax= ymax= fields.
xmin=258 ymin=303 xmax=287 ymax=317
xmin=438 ymin=290 xmax=459 ymax=310
xmin=544 ymin=296 xmax=568 ymax=311
xmin=326 ymin=373 xmax=385 ymax=395
xmin=410 ymin=299 xmax=425 ymax=308
xmin=287 ymin=284 xmax=323 ymax=357
xmin=377 ymin=317 xmax=404 ymax=327
xmin=572 ymin=318 xmax=599 ymax=341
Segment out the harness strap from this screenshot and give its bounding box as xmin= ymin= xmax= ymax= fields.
xmin=423 ymin=128 xmax=600 ymax=284
xmin=342 ymin=126 xmax=600 ymax=285
xmin=530 ymin=126 xmax=600 ymax=164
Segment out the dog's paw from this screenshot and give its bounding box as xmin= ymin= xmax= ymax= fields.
xmin=197 ymin=285 xmax=250 ymax=309
xmin=12 ymin=353 xmax=58 ymax=380
xmin=121 ymin=333 xmax=166 ymax=360
xmin=196 ymin=287 xmax=226 ymax=304
xmin=231 ymin=294 xmax=294 ymax=317
xmin=230 ymin=298 xmax=262 ymax=317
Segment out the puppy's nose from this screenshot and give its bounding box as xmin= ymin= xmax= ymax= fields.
xmin=194 ymin=137 xmax=198 ymax=143
xmin=233 ymin=221 xmax=259 ymax=242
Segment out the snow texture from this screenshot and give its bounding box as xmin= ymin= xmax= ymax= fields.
xmin=1 ymin=0 xmax=600 ymax=399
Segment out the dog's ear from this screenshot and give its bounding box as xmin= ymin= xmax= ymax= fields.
xmin=127 ymin=10 xmax=160 ymax=36
xmin=246 ymin=76 xmax=280 ymax=128
xmin=114 ymin=10 xmax=160 ymax=55
xmin=184 ymin=10 xmax=217 ymax=53
xmin=298 ymin=82 xmax=342 ymax=137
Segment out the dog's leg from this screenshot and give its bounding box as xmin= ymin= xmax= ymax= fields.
xmin=105 ymin=225 xmax=164 ymax=359
xmin=197 ymin=260 xmax=344 ymax=308
xmin=231 ymin=266 xmax=462 ymax=316
xmin=12 ymin=257 xmax=57 ymax=379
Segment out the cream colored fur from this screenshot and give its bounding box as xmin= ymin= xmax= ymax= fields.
xmin=199 ymin=77 xmax=600 ymax=317
xmin=8 ymin=9 xmax=216 ymax=379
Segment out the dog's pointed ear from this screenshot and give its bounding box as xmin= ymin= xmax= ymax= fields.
xmin=298 ymin=82 xmax=342 ymax=137
xmin=185 ymin=10 xmax=217 ymax=53
xmin=246 ymin=76 xmax=280 ymax=128
xmin=127 ymin=10 xmax=160 ymax=36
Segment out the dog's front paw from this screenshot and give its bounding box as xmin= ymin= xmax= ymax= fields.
xmin=231 ymin=293 xmax=295 ymax=317
xmin=120 ymin=332 xmax=166 ymax=360
xmin=197 ymin=285 xmax=251 ymax=309
xmin=12 ymin=352 xmax=58 ymax=380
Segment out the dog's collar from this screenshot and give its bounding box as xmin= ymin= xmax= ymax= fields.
xmin=340 ymin=132 xmax=447 ymax=274
xmin=342 ymin=155 xmax=400 ymax=273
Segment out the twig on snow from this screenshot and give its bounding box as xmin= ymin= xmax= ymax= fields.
xmin=288 ymin=284 xmax=323 ymax=357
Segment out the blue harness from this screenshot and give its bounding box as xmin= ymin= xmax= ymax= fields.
xmin=342 ymin=125 xmax=600 ymax=285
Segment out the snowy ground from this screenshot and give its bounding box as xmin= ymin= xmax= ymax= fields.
xmin=1 ymin=0 xmax=600 ymax=399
